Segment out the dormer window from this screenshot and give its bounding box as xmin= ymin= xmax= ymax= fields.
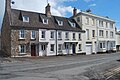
xmin=68 ymin=20 xmax=76 ymax=28
xmin=57 ymin=20 xmax=63 ymax=26
xmin=43 ymin=19 xmax=48 ymax=24
xmin=23 ymin=16 xmax=29 ymax=22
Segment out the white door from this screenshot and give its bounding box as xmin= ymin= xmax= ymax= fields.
xmin=86 ymin=45 xmax=92 ymax=55
xmin=41 ymin=45 xmax=46 ymax=56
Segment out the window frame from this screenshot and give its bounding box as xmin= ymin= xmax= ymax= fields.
xmin=23 ymin=16 xmax=29 ymax=22
xmin=19 ymin=29 xmax=25 ymax=39
xmin=43 ymin=19 xmax=48 ymax=24
xmin=41 ymin=31 xmax=46 ymax=39
xmin=50 ymin=31 xmax=55 ymax=39
xmin=19 ymin=44 xmax=26 ymax=54
xmin=31 ymin=30 xmax=36 ymax=39
xmin=50 ymin=44 xmax=54 ymax=52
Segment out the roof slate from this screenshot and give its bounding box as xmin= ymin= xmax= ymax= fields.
xmin=10 ymin=9 xmax=85 ymax=32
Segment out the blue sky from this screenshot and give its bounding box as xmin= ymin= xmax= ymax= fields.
xmin=0 ymin=0 xmax=120 ymax=30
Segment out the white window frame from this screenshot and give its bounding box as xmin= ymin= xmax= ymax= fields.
xmin=99 ymin=20 xmax=103 ymax=27
xmin=86 ymin=29 xmax=89 ymax=40
xmin=50 ymin=31 xmax=54 ymax=39
xmin=110 ymin=31 xmax=114 ymax=38
xmin=65 ymin=32 xmax=69 ymax=40
xmin=73 ymin=33 xmax=76 ymax=40
xmin=19 ymin=44 xmax=26 ymax=54
xmin=19 ymin=29 xmax=25 ymax=39
xmin=106 ymin=31 xmax=108 ymax=38
xmin=77 ymin=17 xmax=80 ymax=22
xmin=43 ymin=19 xmax=48 ymax=24
xmin=86 ymin=17 xmax=89 ymax=24
xmin=23 ymin=16 xmax=29 ymax=22
xmin=58 ymin=44 xmax=62 ymax=52
xmin=92 ymin=19 xmax=95 ymax=25
xmin=99 ymin=42 xmax=105 ymax=49
xmin=99 ymin=30 xmax=104 ymax=37
xmin=31 ymin=30 xmax=36 ymax=39
xmin=110 ymin=23 xmax=113 ymax=29
xmin=78 ymin=33 xmax=81 ymax=40
xmin=50 ymin=44 xmax=54 ymax=52
xmin=92 ymin=30 xmax=95 ymax=38
xmin=68 ymin=21 xmax=76 ymax=27
xmin=78 ymin=44 xmax=82 ymax=51
xmin=58 ymin=32 xmax=62 ymax=40
xmin=57 ymin=20 xmax=63 ymax=26
xmin=41 ymin=31 xmax=46 ymax=39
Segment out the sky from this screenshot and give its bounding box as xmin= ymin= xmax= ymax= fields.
xmin=0 ymin=0 xmax=120 ymax=30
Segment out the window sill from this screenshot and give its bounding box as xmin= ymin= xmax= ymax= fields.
xmin=78 ymin=39 xmax=82 ymax=41
xmin=19 ymin=38 xmax=26 ymax=40
xmin=31 ymin=38 xmax=36 ymax=40
xmin=58 ymin=39 xmax=62 ymax=40
xmin=65 ymin=39 xmax=69 ymax=40
xmin=19 ymin=53 xmax=27 ymax=55
xmin=78 ymin=50 xmax=82 ymax=51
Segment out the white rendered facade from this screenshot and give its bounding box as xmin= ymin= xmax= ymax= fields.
xmin=73 ymin=11 xmax=116 ymax=54
xmin=39 ymin=29 xmax=86 ymax=56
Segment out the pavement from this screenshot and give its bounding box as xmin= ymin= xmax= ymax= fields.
xmin=0 ymin=52 xmax=120 ymax=80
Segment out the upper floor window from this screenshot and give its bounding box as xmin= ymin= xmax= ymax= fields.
xmin=23 ymin=16 xmax=29 ymax=22
xmin=65 ymin=32 xmax=69 ymax=39
xmin=68 ymin=21 xmax=76 ymax=27
xmin=41 ymin=31 xmax=46 ymax=39
xmin=99 ymin=30 xmax=104 ymax=37
xmin=58 ymin=32 xmax=62 ymax=40
xmin=99 ymin=20 xmax=103 ymax=27
xmin=50 ymin=44 xmax=54 ymax=52
xmin=86 ymin=17 xmax=89 ymax=24
xmin=78 ymin=33 xmax=81 ymax=40
xmin=106 ymin=31 xmax=108 ymax=38
xmin=50 ymin=31 xmax=54 ymax=39
xmin=106 ymin=22 xmax=108 ymax=28
xmin=19 ymin=29 xmax=25 ymax=39
xmin=58 ymin=20 xmax=63 ymax=26
xmin=92 ymin=30 xmax=95 ymax=38
xmin=110 ymin=23 xmax=113 ymax=29
xmin=92 ymin=19 xmax=95 ymax=25
xmin=110 ymin=31 xmax=114 ymax=38
xmin=19 ymin=44 xmax=26 ymax=54
xmin=77 ymin=17 xmax=80 ymax=22
xmin=73 ymin=33 xmax=76 ymax=40
xmin=43 ymin=19 xmax=48 ymax=24
xmin=31 ymin=30 xmax=36 ymax=39
xmin=86 ymin=29 xmax=89 ymax=40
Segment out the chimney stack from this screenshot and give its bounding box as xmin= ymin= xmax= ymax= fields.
xmin=73 ymin=7 xmax=77 ymax=16
xmin=45 ymin=3 xmax=51 ymax=17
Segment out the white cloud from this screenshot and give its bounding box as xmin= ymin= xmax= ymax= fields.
xmin=11 ymin=0 xmax=78 ymax=17
xmin=89 ymin=4 xmax=96 ymax=7
xmin=83 ymin=0 xmax=94 ymax=2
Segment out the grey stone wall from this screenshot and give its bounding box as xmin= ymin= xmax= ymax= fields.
xmin=11 ymin=29 xmax=39 ymax=57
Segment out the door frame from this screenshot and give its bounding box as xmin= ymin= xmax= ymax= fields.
xmin=31 ymin=44 xmax=36 ymax=56
xmin=72 ymin=44 xmax=76 ymax=54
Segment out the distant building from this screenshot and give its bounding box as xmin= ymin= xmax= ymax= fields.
xmin=116 ymin=31 xmax=120 ymax=51
xmin=72 ymin=9 xmax=116 ymax=54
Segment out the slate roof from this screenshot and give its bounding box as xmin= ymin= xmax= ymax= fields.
xmin=10 ymin=9 xmax=85 ymax=32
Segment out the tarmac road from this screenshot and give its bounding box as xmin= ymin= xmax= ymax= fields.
xmin=0 ymin=53 xmax=120 ymax=80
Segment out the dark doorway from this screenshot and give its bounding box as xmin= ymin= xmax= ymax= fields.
xmin=72 ymin=44 xmax=76 ymax=54
xmin=31 ymin=44 xmax=36 ymax=56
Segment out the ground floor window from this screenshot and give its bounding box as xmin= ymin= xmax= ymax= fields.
xmin=50 ymin=44 xmax=54 ymax=52
xmin=78 ymin=44 xmax=82 ymax=51
xmin=41 ymin=45 xmax=46 ymax=51
xmin=58 ymin=44 xmax=62 ymax=51
xmin=19 ymin=44 xmax=26 ymax=54
xmin=99 ymin=42 xmax=106 ymax=49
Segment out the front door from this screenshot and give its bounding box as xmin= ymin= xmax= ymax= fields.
xmin=72 ymin=44 xmax=76 ymax=54
xmin=31 ymin=44 xmax=36 ymax=56
xmin=41 ymin=44 xmax=46 ymax=56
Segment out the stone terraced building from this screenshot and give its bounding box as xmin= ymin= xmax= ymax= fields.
xmin=1 ymin=0 xmax=86 ymax=57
